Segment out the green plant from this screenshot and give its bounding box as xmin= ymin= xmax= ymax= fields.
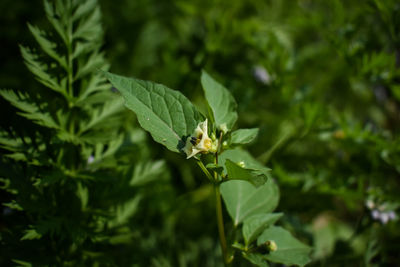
xmin=3 ymin=0 xmax=400 ymax=265
xmin=0 ymin=0 xmax=167 ymax=265
xmin=103 ymin=70 xmax=312 ymax=266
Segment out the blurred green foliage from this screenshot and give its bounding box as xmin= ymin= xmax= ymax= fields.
xmin=1 ymin=0 xmax=400 ymax=266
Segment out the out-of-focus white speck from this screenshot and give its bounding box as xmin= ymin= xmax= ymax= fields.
xmin=388 ymin=211 xmax=396 ymax=220
xmin=366 ymin=198 xmax=397 ymax=224
xmin=87 ymin=155 xmax=95 ymax=164
xmin=370 ymin=209 xmax=397 ymax=224
xmin=365 ymin=199 xmax=375 ymax=209
xmin=253 ymin=65 xmax=271 ymax=85
xmin=379 ymin=212 xmax=390 ymax=224
xmin=371 ymin=210 xmax=380 ymax=219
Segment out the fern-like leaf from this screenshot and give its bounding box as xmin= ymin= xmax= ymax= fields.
xmin=79 ymin=96 xmax=124 ymax=134
xmin=43 ymin=0 xmax=67 ymax=44
xmin=27 ymin=23 xmax=68 ymax=70
xmin=19 ymin=46 xmax=68 ymax=98
xmin=0 ymin=89 xmax=59 ymax=129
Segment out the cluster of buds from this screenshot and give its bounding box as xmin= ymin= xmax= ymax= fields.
xmin=183 ymin=119 xmax=218 ymax=159
xmin=366 ymin=199 xmax=397 ymax=224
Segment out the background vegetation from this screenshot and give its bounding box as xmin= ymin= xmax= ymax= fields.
xmin=1 ymin=0 xmax=399 ymax=266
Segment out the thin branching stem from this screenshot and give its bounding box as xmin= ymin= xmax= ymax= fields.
xmin=214 ymin=183 xmax=230 ymax=266
xmin=66 ymin=4 xmax=74 ymax=99
xmin=213 ymin=132 xmax=231 ymax=265
xmin=196 ymin=131 xmax=230 ymax=265
xmin=197 ymin=160 xmax=214 ymax=183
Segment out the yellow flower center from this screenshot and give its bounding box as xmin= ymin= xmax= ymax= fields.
xmin=203 ymin=138 xmax=212 ymax=150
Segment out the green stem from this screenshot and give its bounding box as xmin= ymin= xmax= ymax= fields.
xmin=66 ymin=4 xmax=74 ymax=99
xmin=197 ymin=159 xmax=230 ymax=265
xmin=197 ymin=131 xmax=230 ymax=265
xmin=214 ymin=183 xmax=229 ymax=266
xmin=214 ymin=132 xmax=230 ymax=265
xmin=197 ymin=161 xmax=214 ymax=182
xmin=65 ymin=7 xmax=74 ymax=135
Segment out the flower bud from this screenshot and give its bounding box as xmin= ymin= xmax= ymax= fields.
xmin=220 ymin=123 xmax=228 ymax=134
xmin=238 ymin=161 xmax=245 ymax=168
xmin=265 ymin=240 xmax=278 ymax=252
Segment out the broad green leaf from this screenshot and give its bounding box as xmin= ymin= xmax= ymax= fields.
xmin=231 ymin=128 xmax=259 ymax=145
xmin=201 ymin=71 xmax=237 ymax=132
xmin=104 ymin=71 xmax=203 ymax=153
xmin=220 ymin=179 xmax=279 ymax=226
xmin=243 ymin=213 xmax=283 ymax=246
xmin=225 ymin=159 xmax=268 ymax=187
xmin=219 ymin=148 xmax=271 ymax=176
xmin=257 ymin=226 xmax=312 ymax=267
xmin=243 ymin=253 xmax=269 ymax=267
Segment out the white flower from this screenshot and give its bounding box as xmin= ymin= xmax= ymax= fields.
xmin=370 ymin=209 xmax=397 ymax=224
xmin=183 ymin=119 xmax=213 ymax=159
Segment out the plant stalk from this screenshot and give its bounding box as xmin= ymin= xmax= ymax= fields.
xmin=214 ymin=131 xmax=230 ymax=264
xmin=197 ymin=161 xmax=214 ymax=183
xmin=214 ymin=183 xmax=229 ymax=266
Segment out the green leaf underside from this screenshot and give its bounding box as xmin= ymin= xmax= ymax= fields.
xmin=219 ymin=148 xmax=271 ymax=176
xmin=225 ymin=159 xmax=267 ymax=187
xmin=220 ymin=179 xmax=279 ymax=226
xmin=243 ymin=213 xmax=283 ymax=246
xmin=104 ymin=71 xmax=203 ymax=152
xmin=201 ymin=71 xmax=237 ymax=131
xmin=231 ymin=128 xmax=259 ymax=145
xmin=257 ymin=226 xmax=312 ymax=267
